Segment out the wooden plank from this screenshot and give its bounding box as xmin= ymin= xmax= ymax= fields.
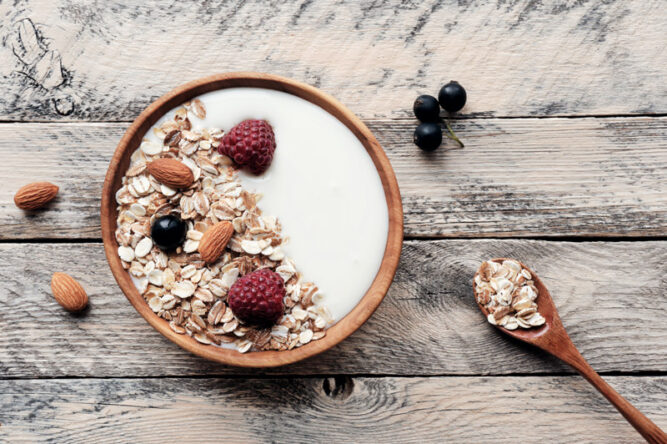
xmin=1 ymin=240 xmax=665 ymax=378
xmin=0 ymin=376 xmax=665 ymax=443
xmin=382 ymin=117 xmax=667 ymax=237
xmin=0 ymin=1 xmax=666 ymax=120
xmin=1 ymin=118 xmax=666 ymax=239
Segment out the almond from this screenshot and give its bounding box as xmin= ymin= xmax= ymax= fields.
xmin=147 ymin=158 xmax=194 ymax=189
xmin=51 ymin=272 xmax=88 ymax=312
xmin=14 ymin=182 xmax=59 ymax=210
xmin=198 ymin=221 xmax=234 ymax=263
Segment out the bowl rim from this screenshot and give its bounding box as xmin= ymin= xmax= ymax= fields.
xmin=101 ymin=72 xmax=403 ymax=367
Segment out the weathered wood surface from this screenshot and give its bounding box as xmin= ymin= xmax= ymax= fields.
xmin=1 ymin=240 xmax=665 ymax=378
xmin=1 ymin=1 xmax=666 ymax=441
xmin=1 ymin=376 xmax=665 ymax=443
xmin=2 ymin=117 xmax=666 ymax=239
xmin=1 ymin=1 xmax=666 ymax=121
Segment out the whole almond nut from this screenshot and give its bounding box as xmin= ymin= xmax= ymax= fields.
xmin=51 ymin=272 xmax=88 ymax=312
xmin=147 ymin=158 xmax=194 ymax=189
xmin=14 ymin=182 xmax=59 ymax=210
xmin=198 ymin=221 xmax=234 ymax=263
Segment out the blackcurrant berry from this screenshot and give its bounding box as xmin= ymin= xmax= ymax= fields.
xmin=414 ymin=123 xmax=442 ymax=151
xmin=438 ymin=81 xmax=467 ymax=113
xmin=151 ymin=214 xmax=187 ymax=251
xmin=413 ymin=95 xmax=440 ymax=122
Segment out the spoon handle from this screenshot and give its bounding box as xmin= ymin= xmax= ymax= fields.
xmin=559 ymin=347 xmax=667 ymax=443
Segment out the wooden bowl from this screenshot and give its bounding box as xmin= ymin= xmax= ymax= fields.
xmin=101 ymin=72 xmax=403 ymax=367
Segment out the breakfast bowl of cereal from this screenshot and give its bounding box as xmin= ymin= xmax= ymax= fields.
xmin=100 ymin=72 xmax=403 ymax=367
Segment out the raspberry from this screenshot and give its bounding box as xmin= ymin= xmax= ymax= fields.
xmin=218 ymin=119 xmax=276 ymax=174
xmin=228 ymin=269 xmax=285 ymax=325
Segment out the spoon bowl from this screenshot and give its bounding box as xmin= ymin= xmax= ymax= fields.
xmin=473 ymin=258 xmax=666 ymax=444
xmin=473 ymin=258 xmax=561 ymax=346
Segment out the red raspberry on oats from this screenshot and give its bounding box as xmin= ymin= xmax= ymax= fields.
xmin=228 ymin=269 xmax=285 ymax=325
xmin=219 ymin=119 xmax=276 ymax=174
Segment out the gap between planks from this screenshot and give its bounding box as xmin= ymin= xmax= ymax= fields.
xmin=2 ymin=371 xmax=667 ymax=382
xmin=1 ymin=113 xmax=667 ymax=125
xmin=3 ymin=235 xmax=667 ymax=244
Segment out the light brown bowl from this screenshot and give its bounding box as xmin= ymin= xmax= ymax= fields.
xmin=101 ymin=72 xmax=403 ymax=367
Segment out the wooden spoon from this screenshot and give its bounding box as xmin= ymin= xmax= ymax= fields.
xmin=473 ymin=258 xmax=667 ymax=444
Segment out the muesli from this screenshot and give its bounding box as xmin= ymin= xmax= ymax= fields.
xmin=115 ymin=100 xmax=332 ymax=353
xmin=474 ymin=259 xmax=546 ymax=330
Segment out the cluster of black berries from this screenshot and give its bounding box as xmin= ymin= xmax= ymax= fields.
xmin=413 ymin=81 xmax=466 ymax=151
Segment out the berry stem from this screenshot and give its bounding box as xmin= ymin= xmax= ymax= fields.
xmin=444 ymin=119 xmax=464 ymax=148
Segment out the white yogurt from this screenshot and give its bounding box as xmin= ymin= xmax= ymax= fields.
xmin=145 ymin=87 xmax=389 ymax=322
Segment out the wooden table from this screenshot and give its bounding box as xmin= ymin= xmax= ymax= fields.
xmin=1 ymin=1 xmax=666 ymax=442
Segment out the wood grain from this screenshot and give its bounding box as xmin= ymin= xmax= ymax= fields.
xmin=1 ymin=240 xmax=665 ymax=378
xmin=0 ymin=376 xmax=664 ymax=443
xmin=1 ymin=1 xmax=665 ymax=439
xmin=0 ymin=1 xmax=665 ymax=120
xmin=474 ymin=259 xmax=667 ymax=443
xmin=2 ymin=117 xmax=666 ymax=240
